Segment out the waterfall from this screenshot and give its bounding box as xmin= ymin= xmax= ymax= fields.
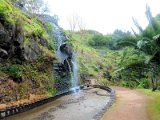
xmin=56 ymin=46 xmax=68 ymax=63
xmin=52 ymin=23 xmax=68 ymax=64
xmin=36 ymin=14 xmax=79 ymax=92
xmin=71 ymin=55 xmax=79 ymax=88
xmin=51 ymin=21 xmax=79 ymax=91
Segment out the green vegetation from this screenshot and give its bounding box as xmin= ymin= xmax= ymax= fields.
xmin=68 ymin=31 xmax=119 ymax=84
xmin=71 ymin=39 xmax=100 ymax=76
xmin=68 ymin=5 xmax=160 ymax=90
xmin=0 ymin=56 xmax=55 ymax=100
xmin=122 ymin=6 xmax=160 ymax=90
xmin=8 ymin=64 xmax=22 ymax=79
xmin=88 ymin=30 xmax=136 ymax=50
xmin=0 ymin=0 xmax=56 ymax=104
xmin=0 ymin=0 xmax=54 ymax=53
xmin=68 ymin=13 xmax=160 ymax=117
xmin=139 ymin=89 xmax=160 ymax=120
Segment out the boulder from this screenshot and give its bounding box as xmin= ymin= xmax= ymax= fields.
xmin=60 ymin=43 xmax=73 ymax=57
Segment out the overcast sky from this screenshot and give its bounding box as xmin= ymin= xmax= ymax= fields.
xmin=46 ymin=0 xmax=160 ymax=34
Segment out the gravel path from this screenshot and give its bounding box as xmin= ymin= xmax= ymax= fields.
xmin=101 ymin=86 xmax=149 ymax=120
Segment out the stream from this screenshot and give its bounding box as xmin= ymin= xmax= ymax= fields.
xmin=5 ymin=87 xmax=113 ymax=120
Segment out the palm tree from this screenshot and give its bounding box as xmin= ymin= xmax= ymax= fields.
xmin=119 ymin=5 xmax=160 ymax=90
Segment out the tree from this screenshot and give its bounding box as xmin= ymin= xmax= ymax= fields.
xmin=67 ymin=14 xmax=78 ymax=33
xmin=77 ymin=16 xmax=86 ymax=39
xmin=67 ymin=14 xmax=86 ymax=38
xmin=132 ymin=17 xmax=143 ymax=33
xmin=113 ymin=29 xmax=137 ymax=48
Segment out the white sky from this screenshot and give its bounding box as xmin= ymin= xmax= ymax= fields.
xmin=46 ymin=0 xmax=160 ymax=34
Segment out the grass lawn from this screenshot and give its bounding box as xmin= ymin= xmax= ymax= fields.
xmin=138 ymin=89 xmax=160 ymax=120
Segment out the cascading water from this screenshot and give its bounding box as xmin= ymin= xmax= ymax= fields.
xmin=51 ymin=19 xmax=79 ymax=92
xmin=69 ymin=54 xmax=80 ymax=92
xmin=52 ymin=23 xmax=68 ymax=64
xmin=37 ymin=14 xmax=79 ymax=92
xmin=71 ymin=55 xmax=79 ymax=88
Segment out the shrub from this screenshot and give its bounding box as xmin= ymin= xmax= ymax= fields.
xmin=8 ymin=64 xmax=22 ymax=79
xmin=120 ymin=80 xmax=137 ymax=88
xmin=47 ymin=85 xmax=56 ymax=96
xmin=137 ymin=78 xmax=149 ymax=88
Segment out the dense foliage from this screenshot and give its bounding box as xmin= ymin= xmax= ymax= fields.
xmin=122 ymin=5 xmax=160 ymax=90
xmin=88 ymin=30 xmax=136 ymax=50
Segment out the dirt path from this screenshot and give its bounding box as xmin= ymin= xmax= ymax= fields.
xmin=101 ymin=86 xmax=149 ymax=120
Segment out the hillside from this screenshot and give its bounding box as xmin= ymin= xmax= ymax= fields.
xmin=68 ymin=26 xmax=160 ymax=90
xmin=0 ymin=0 xmax=56 ymax=107
xmin=68 ymin=31 xmax=121 ymax=85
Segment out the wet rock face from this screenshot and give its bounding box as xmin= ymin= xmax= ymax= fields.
xmin=0 ymin=21 xmax=21 ymax=61
xmin=0 ymin=24 xmax=12 ymax=62
xmin=53 ymin=44 xmax=73 ymax=92
xmin=37 ymin=14 xmax=75 ymax=92
xmin=0 ymin=20 xmax=48 ymax=62
xmin=60 ymin=43 xmax=73 ymax=57
xmin=23 ymin=37 xmax=41 ymax=61
xmin=53 ymin=60 xmax=72 ymax=91
xmin=0 ymin=28 xmax=10 ymax=53
xmin=0 ymin=29 xmax=10 ymax=44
